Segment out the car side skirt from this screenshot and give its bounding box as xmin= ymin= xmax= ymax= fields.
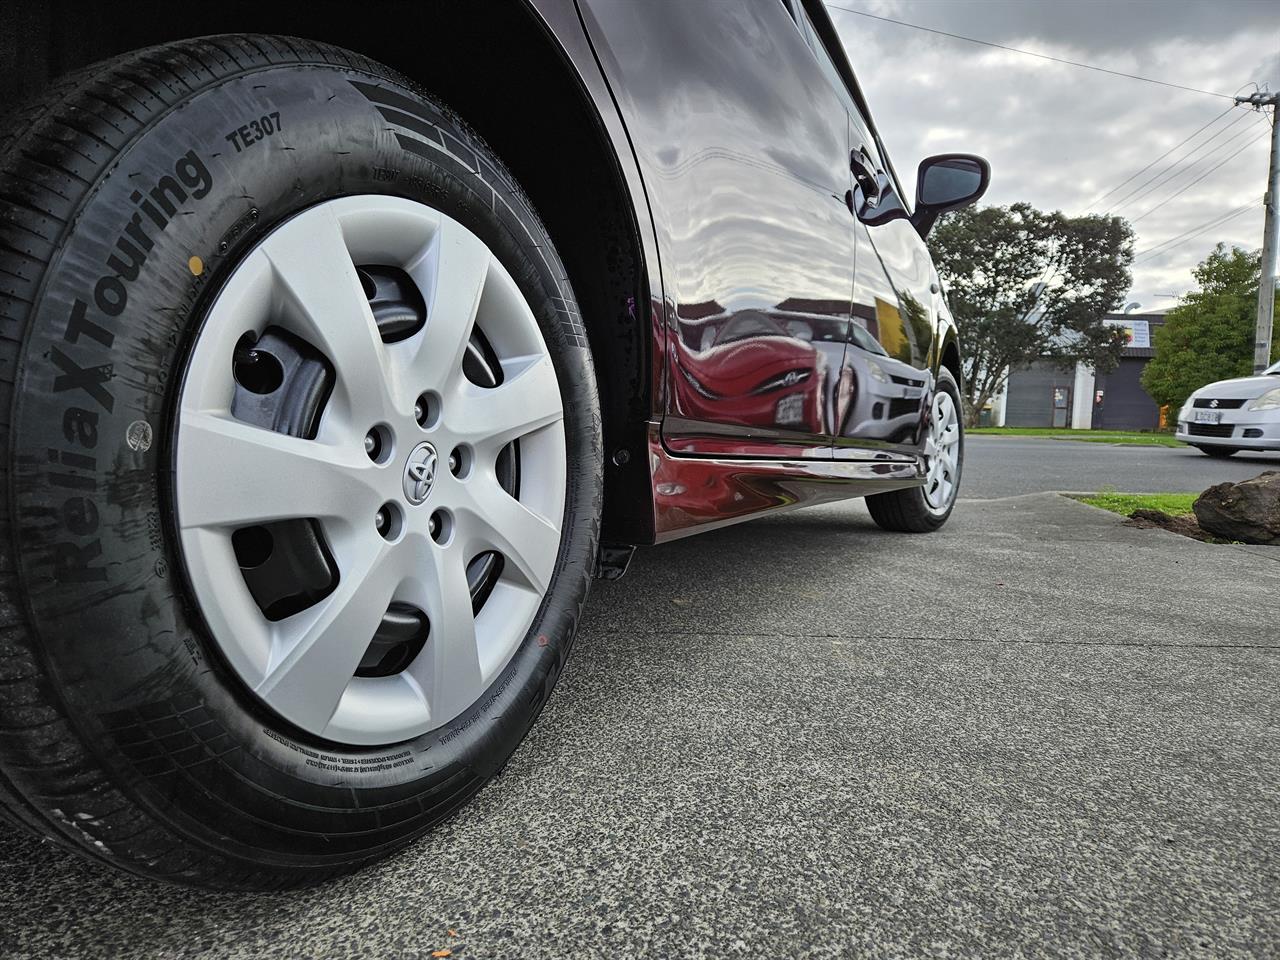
xmin=646 ymin=425 xmax=925 ymax=542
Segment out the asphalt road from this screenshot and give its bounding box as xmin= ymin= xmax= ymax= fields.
xmin=1 ymin=493 xmax=1277 ymax=959
xmin=964 ymin=435 xmax=1280 ymax=498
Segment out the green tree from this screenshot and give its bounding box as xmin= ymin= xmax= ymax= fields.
xmin=929 ymin=202 xmax=1134 ymax=425
xmin=1141 ymin=245 xmax=1270 ymax=414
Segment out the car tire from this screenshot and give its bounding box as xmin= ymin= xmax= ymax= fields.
xmin=0 ymin=35 xmax=601 ymax=888
xmin=1195 ymin=446 xmax=1238 ymax=458
xmin=866 ymin=367 xmax=963 ymax=533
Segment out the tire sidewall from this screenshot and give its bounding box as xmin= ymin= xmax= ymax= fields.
xmin=10 ymin=55 xmax=599 ymax=863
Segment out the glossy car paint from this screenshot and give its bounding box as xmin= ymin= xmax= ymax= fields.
xmin=577 ymin=0 xmax=859 ymax=461
xmin=564 ymin=0 xmax=961 ymax=538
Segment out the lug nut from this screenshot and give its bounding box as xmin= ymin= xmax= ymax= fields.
xmin=365 ymin=426 xmax=391 ymax=463
xmin=375 ymin=502 xmax=402 ymax=541
xmin=447 ymin=445 xmax=471 ymax=479
xmin=428 ymin=509 xmax=452 ymax=544
xmin=415 ymin=393 xmax=439 ymax=429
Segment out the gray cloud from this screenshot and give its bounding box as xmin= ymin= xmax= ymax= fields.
xmin=841 ymin=0 xmax=1279 ymax=53
xmin=826 ymin=0 xmax=1279 ymax=308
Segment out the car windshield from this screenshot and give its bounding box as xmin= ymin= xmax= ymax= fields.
xmin=1265 ymin=360 xmax=1280 ymax=376
xmin=712 ymin=313 xmax=786 ymax=346
xmin=849 ymin=322 xmax=889 ymax=357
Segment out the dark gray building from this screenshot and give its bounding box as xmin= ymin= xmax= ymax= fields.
xmin=1004 ymin=360 xmax=1079 ymax=428
xmin=999 ymin=312 xmax=1167 ymax=431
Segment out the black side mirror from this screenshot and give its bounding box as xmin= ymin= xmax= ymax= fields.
xmin=912 ymin=154 xmax=989 ymax=237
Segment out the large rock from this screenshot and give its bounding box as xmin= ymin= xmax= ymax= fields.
xmin=1193 ymin=471 xmax=1280 ymax=545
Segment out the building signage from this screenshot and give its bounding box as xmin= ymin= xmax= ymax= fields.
xmin=1111 ymin=317 xmax=1150 ymax=348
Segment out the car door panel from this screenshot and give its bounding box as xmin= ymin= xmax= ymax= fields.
xmin=577 ymin=0 xmax=856 ymax=458
xmin=834 ymin=116 xmax=937 ymax=458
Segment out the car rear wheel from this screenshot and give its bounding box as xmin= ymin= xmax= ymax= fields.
xmin=865 ymin=367 xmax=963 ymax=532
xmin=0 ymin=35 xmax=600 ymax=888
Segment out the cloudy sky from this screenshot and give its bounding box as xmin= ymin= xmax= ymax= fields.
xmin=825 ymin=0 xmax=1279 ymax=311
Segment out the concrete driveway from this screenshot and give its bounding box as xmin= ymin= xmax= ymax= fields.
xmin=1 ymin=493 xmax=1276 ymax=959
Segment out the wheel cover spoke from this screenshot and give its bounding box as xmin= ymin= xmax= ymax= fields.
xmin=406 ymin=219 xmax=493 ymax=392
xmin=177 ymin=411 xmax=381 ymax=530
xmin=452 ymin=355 xmax=564 ymax=454
xmin=456 ymin=474 xmax=560 ymax=595
xmin=260 ymin=205 xmax=397 ymax=422
xmin=173 ymin=196 xmax=567 ymax=746
xmin=404 ymin=540 xmax=485 ymax=725
xmin=257 ymin=541 xmax=403 ymax=734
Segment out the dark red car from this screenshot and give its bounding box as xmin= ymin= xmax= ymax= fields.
xmin=0 ymin=0 xmax=987 ymax=886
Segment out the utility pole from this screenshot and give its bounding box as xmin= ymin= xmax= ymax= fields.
xmin=1236 ymin=90 xmax=1280 ymax=373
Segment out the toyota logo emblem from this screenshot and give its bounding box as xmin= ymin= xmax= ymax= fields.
xmin=402 ymin=442 xmax=438 ymax=505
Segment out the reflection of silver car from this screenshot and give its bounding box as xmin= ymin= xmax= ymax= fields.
xmin=1176 ymin=360 xmax=1280 ymax=457
xmin=839 ymin=324 xmax=930 ymax=443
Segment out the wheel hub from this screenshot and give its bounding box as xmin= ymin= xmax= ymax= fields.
xmin=172 ymin=196 xmax=567 ymax=745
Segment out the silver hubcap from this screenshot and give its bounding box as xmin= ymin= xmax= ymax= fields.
xmin=923 ymin=390 xmax=961 ymax=513
xmin=174 ymin=196 xmax=566 ymax=745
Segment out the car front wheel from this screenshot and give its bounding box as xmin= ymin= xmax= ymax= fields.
xmin=865 ymin=366 xmax=964 ymax=532
xmin=0 ymin=36 xmax=600 ymax=888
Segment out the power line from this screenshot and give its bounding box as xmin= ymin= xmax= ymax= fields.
xmin=1104 ymin=109 xmax=1252 ymax=213
xmin=1035 ymin=166 xmax=1257 ymax=306
xmin=1139 ymin=202 xmax=1255 ymax=259
xmin=823 ymin=4 xmax=1238 ymax=100
xmin=1083 ymin=104 xmax=1237 ymax=211
xmin=1132 ymin=206 xmax=1253 ymax=265
xmin=1130 ymin=130 xmax=1270 ymax=225
xmin=1107 ymin=111 xmax=1258 ymax=214
xmin=1133 ymin=203 xmax=1256 ymax=263
xmin=1029 ymin=124 xmax=1264 ymax=300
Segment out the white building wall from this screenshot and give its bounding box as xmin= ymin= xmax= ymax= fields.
xmin=991 ymin=378 xmax=1008 ymax=427
xmin=1071 ymin=363 xmax=1095 ymax=430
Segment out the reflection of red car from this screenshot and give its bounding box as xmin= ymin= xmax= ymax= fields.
xmin=671 ymin=311 xmax=826 ymax=433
